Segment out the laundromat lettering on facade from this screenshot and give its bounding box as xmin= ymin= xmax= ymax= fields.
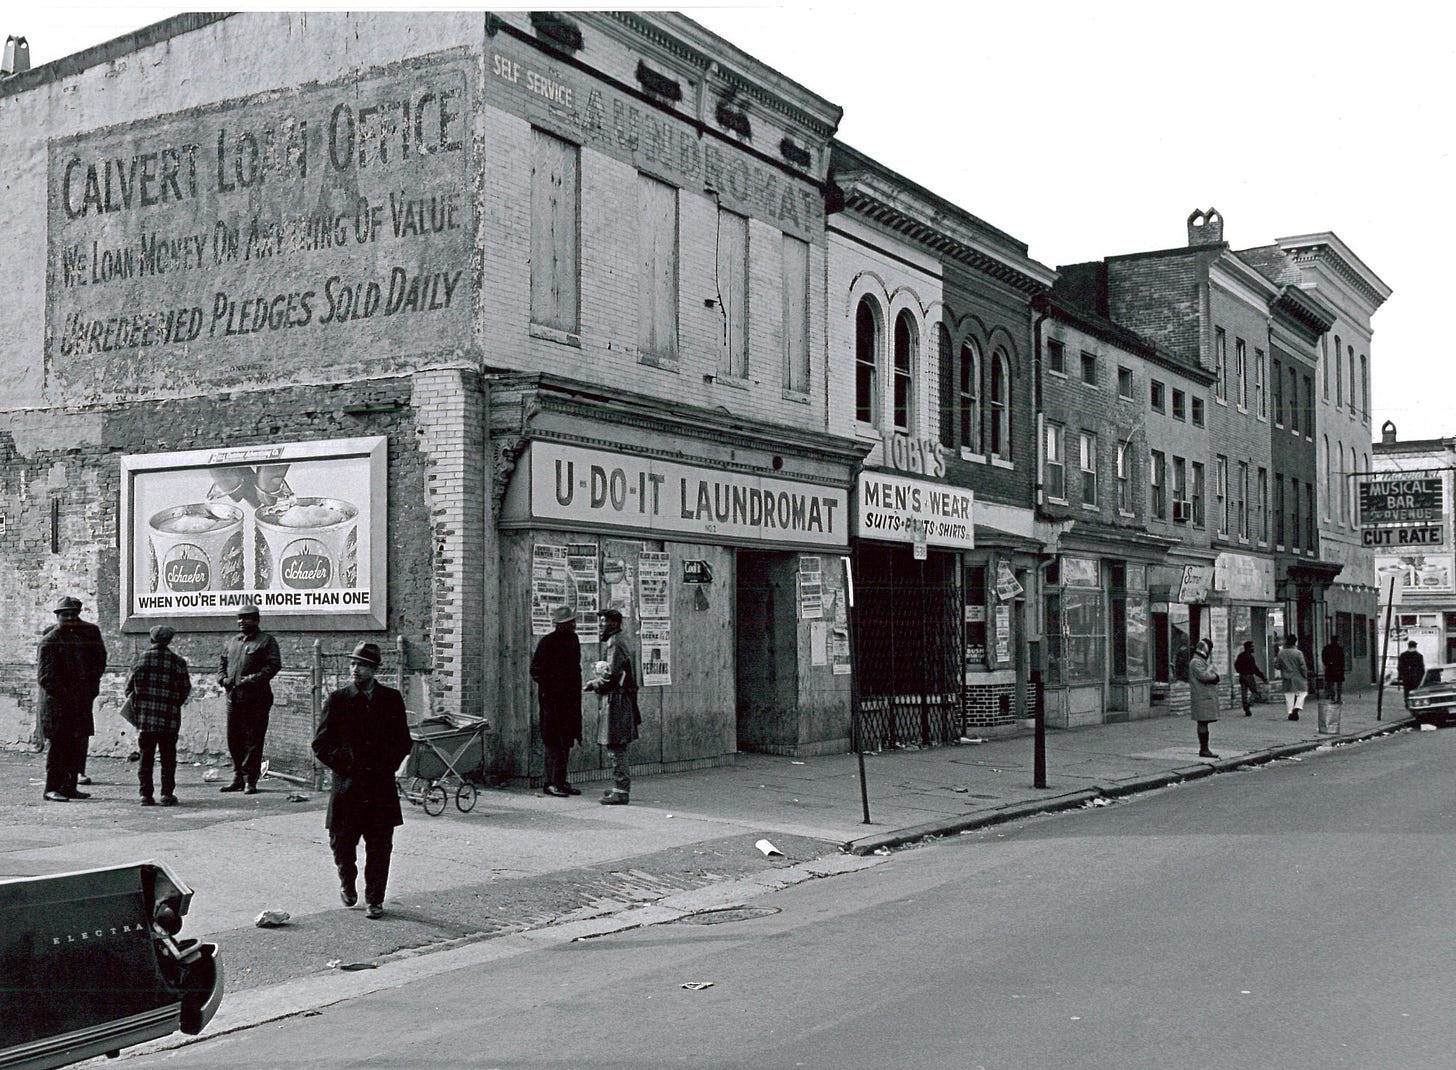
xmin=528 ymin=444 xmax=847 ymax=549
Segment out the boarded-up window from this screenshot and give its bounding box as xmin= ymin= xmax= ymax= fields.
xmin=529 ymin=129 xmax=579 ymax=334
xmin=782 ymin=234 xmax=809 ymax=393
xmin=638 ymin=174 xmax=679 ymax=362
xmin=717 ymin=209 xmax=748 ymax=378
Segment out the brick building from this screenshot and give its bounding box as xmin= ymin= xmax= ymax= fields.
xmin=826 ymin=146 xmax=1053 ymax=741
xmin=0 ymin=11 xmax=865 ymax=783
xmin=1033 ymin=292 xmax=1215 ymax=725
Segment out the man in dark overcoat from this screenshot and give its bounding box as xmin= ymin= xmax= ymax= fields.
xmin=126 ymin=625 xmax=192 ymax=806
xmin=531 ymin=604 xmax=582 ymax=797
xmin=36 ymin=595 xmax=108 ymax=802
xmin=312 ymin=641 xmax=412 ymax=919
xmin=1320 ymin=634 xmax=1346 ymax=705
xmin=217 ymin=602 xmax=281 ymax=794
xmin=1398 ymin=640 xmax=1426 ymax=708
xmin=588 ymin=608 xmax=640 ymax=805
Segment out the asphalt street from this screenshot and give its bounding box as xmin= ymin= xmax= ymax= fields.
xmin=120 ymin=721 xmax=1456 ymax=1070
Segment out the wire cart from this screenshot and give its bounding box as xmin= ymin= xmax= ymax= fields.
xmin=397 ymin=713 xmax=489 ymax=816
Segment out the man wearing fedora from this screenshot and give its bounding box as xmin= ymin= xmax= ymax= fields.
xmin=312 ymin=642 xmax=412 ymax=920
xmin=126 ymin=626 xmax=192 ymax=806
xmin=531 ymin=604 xmax=583 ymax=797
xmin=36 ymin=595 xmax=108 ymax=802
xmin=216 ymin=602 xmax=281 ymax=794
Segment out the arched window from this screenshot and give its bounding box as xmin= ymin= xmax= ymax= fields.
xmin=854 ymin=297 xmax=881 ymax=426
xmin=1348 ymin=446 xmax=1358 ymax=524
xmin=892 ymin=310 xmax=916 ymax=432
xmin=1348 ymin=346 xmax=1356 ymax=414
xmin=937 ymin=324 xmax=954 ymax=447
xmin=959 ymin=341 xmax=980 ymax=453
xmin=989 ymin=350 xmax=1011 ymax=460
xmin=1360 ymin=354 xmax=1368 ymax=417
xmin=1334 ymin=335 xmax=1343 ymax=405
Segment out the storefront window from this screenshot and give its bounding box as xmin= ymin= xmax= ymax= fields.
xmin=1063 ymin=588 xmax=1105 ymax=683
xmin=964 ymin=564 xmax=988 ymax=668
xmin=1111 ymin=562 xmax=1148 ymax=679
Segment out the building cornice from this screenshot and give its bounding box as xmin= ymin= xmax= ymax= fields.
xmin=1211 ymin=251 xmax=1281 ymax=313
xmin=1276 ymin=232 xmax=1392 ymax=311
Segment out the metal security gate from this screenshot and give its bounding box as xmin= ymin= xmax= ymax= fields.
xmin=852 ymin=543 xmax=962 ymax=748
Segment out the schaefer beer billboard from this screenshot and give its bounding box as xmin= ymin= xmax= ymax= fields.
xmin=119 ymin=436 xmax=387 ymax=630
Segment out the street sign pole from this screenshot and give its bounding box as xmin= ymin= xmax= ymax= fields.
xmin=1377 ymin=576 xmax=1396 ymax=721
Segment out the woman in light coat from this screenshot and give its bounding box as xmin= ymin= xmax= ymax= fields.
xmin=1189 ymin=637 xmax=1222 ymax=759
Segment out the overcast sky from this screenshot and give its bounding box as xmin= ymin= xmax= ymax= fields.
xmin=11 ymin=3 xmax=1451 ymax=443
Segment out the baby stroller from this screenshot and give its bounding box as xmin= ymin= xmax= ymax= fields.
xmin=397 ymin=713 xmax=489 ymax=816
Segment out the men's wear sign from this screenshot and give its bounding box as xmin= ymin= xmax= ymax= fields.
xmin=120 ymin=436 xmax=387 ymax=629
xmin=855 ymin=472 xmax=974 ymax=550
xmin=523 ymin=443 xmax=848 ymax=550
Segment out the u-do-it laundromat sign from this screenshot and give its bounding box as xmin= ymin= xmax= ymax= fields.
xmin=512 ymin=442 xmax=850 ymax=551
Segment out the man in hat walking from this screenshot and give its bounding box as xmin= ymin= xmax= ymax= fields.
xmin=217 ymin=603 xmax=281 ymax=794
xmin=312 ymin=642 xmax=412 ymax=919
xmin=36 ymin=595 xmax=108 ymax=802
xmin=1398 ymin=639 xmax=1426 ymax=708
xmin=127 ymin=626 xmax=191 ymax=806
xmin=531 ymin=605 xmax=582 ymax=797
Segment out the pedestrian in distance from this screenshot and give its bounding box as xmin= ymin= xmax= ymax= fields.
xmin=587 ymin=608 xmax=640 ymax=805
xmin=1398 ymin=640 xmax=1426 ymax=709
xmin=126 ymin=626 xmax=191 ymax=807
xmin=1235 ymin=640 xmax=1268 ymax=716
xmin=1189 ymin=636 xmax=1222 ymax=759
xmin=216 ymin=602 xmax=281 ymax=794
xmin=531 ymin=605 xmax=582 ymax=797
xmin=36 ymin=595 xmax=108 ymax=802
xmin=311 ymin=642 xmax=412 ymax=920
xmin=1276 ymin=634 xmax=1310 ymax=722
xmin=1321 ymin=634 xmax=1346 ymax=705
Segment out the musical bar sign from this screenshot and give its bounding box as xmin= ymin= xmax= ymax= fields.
xmin=1359 ymin=478 xmax=1442 ymax=526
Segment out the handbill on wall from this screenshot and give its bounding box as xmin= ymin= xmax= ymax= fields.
xmin=532 ymin=543 xmax=570 ymax=636
xmin=120 ymin=436 xmax=387 ymax=629
xmin=638 ymin=551 xmax=671 ymax=619
xmin=640 ymin=621 xmax=672 ymax=687
xmin=566 ymin=543 xmax=601 ymax=643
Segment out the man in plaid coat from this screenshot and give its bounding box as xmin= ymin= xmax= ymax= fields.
xmin=126 ymin=625 xmax=192 ymax=806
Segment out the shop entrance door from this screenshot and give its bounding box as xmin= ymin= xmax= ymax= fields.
xmin=852 ymin=543 xmax=961 ymax=748
xmin=735 ymin=552 xmax=799 ymax=752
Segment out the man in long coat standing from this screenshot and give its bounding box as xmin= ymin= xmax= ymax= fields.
xmin=36 ymin=595 xmax=108 ymax=802
xmin=217 ymin=603 xmax=281 ymax=794
xmin=531 ymin=605 xmax=582 ymax=797
xmin=590 ymin=608 xmax=640 ymax=805
xmin=1189 ymin=636 xmax=1222 ymax=759
xmin=312 ymin=642 xmax=412 ymax=919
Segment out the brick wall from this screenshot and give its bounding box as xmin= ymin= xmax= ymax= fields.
xmin=963 ymin=681 xmax=1019 ymax=730
xmin=0 ymin=379 xmax=434 ymax=769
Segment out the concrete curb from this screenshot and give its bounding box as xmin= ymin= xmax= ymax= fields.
xmin=841 ymin=717 xmax=1417 ymax=857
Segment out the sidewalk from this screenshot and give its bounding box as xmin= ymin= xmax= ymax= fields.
xmin=0 ymin=689 xmax=1416 ymax=1037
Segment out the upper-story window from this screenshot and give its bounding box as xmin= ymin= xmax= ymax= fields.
xmin=1214 ymin=328 xmax=1227 ymax=401
xmin=937 ymin=324 xmax=954 ymax=448
xmin=854 ymin=297 xmax=881 ymax=426
xmin=1172 ymin=389 xmax=1186 ymax=421
xmin=1255 ymin=348 xmax=1266 ymax=418
xmin=1079 ymin=431 xmax=1098 ymax=507
xmin=1117 ymin=442 xmax=1132 ymax=513
xmin=1150 ymin=379 xmax=1165 ymax=413
xmin=716 ymin=208 xmax=749 ymax=380
xmin=1236 ymin=338 xmax=1247 ymax=408
xmin=989 ymin=350 xmax=1011 ymax=460
xmin=1347 ymin=346 xmax=1357 ymax=414
xmin=1321 ymin=336 xmax=1330 ymax=399
xmin=1334 ymin=335 xmax=1343 ymax=406
xmin=1360 ymin=354 xmax=1369 ymax=419
xmin=1216 ymin=455 xmax=1229 ymax=536
xmin=529 ymin=128 xmax=580 ymax=336
xmin=1080 ymin=352 xmax=1098 ymax=387
xmin=782 ymin=235 xmax=810 ymax=393
xmin=1272 ymin=358 xmax=1284 ymax=425
xmin=1287 ymin=365 xmax=1298 ymax=429
xmin=1047 ymin=339 xmax=1065 ymax=375
xmin=960 ymin=341 xmax=980 ymax=452
xmin=892 ymin=310 xmax=916 ymax=432
xmin=637 ymin=173 xmax=679 ymax=363
xmin=1302 ymin=375 xmax=1314 ymax=437
xmin=1045 ymin=422 xmax=1066 ymax=500
xmin=1117 ymin=366 xmax=1133 ymax=399
xmin=1191 ymin=397 xmax=1205 ymax=427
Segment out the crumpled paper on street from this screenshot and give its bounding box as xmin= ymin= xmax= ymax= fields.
xmin=254 ymin=910 xmax=291 ymax=928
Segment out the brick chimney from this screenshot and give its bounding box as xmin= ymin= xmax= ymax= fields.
xmin=1187 ymin=208 xmax=1223 ymax=246
xmin=2 ymin=36 xmax=29 ymax=76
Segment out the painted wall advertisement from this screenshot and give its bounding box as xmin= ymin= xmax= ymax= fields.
xmin=855 ymin=472 xmax=974 ymax=550
xmin=522 ymin=442 xmax=849 ymax=550
xmin=120 ymin=436 xmax=387 ymax=629
xmin=47 ymin=54 xmax=473 ymax=391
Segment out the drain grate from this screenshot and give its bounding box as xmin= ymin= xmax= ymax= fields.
xmin=677 ymin=905 xmax=781 ymax=926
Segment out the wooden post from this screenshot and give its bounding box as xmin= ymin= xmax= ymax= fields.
xmin=1376 ymin=577 xmax=1395 ymax=721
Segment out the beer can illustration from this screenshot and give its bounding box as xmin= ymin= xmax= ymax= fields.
xmin=255 ymin=497 xmax=359 ymax=590
xmin=147 ymin=503 xmax=246 ymax=593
